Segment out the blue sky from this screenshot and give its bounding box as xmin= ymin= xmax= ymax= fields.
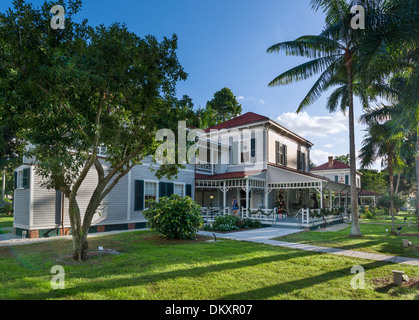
xmin=0 ymin=0 xmax=379 ymax=169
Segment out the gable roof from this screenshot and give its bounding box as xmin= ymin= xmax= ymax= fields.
xmin=204 ymin=112 xmax=269 ymax=132
xmin=311 ymin=160 xmax=350 ymax=171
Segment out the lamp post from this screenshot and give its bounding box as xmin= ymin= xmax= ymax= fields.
xmin=210 ymin=195 xmax=213 ymax=209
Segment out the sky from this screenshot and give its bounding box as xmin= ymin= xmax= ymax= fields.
xmin=0 ymin=0 xmax=381 ymax=169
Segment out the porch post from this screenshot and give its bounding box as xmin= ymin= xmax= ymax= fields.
xmin=222 ymin=181 xmax=227 ymax=214
xmin=245 ymin=179 xmax=249 ymax=217
xmin=329 ymin=189 xmax=333 ymax=209
xmin=320 ymin=189 xmax=323 ymax=209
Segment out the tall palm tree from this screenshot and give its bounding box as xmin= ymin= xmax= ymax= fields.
xmin=358 ymin=0 xmax=419 ymax=215
xmin=358 ymin=117 xmax=409 ymax=233
xmin=267 ymin=0 xmax=368 ymax=236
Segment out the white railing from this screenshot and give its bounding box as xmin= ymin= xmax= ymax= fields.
xmin=240 ymin=207 xmax=277 ymax=222
xmin=196 ymin=163 xmax=215 ymax=172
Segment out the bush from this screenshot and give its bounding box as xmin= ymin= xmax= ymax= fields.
xmin=143 ymin=194 xmax=203 ymax=239
xmin=204 ymin=215 xmax=262 ymax=232
xmin=0 ymin=202 xmax=13 ymax=215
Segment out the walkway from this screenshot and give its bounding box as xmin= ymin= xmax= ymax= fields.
xmin=198 ymin=227 xmax=419 ymax=267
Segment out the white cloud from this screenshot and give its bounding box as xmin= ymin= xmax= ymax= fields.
xmin=237 ymin=96 xmax=245 ymax=101
xmin=276 ymin=112 xmax=348 ymax=138
xmin=259 ymin=99 xmax=266 ymax=105
xmin=311 ymin=149 xmax=335 ymax=166
xmin=324 ymin=144 xmax=333 ymax=148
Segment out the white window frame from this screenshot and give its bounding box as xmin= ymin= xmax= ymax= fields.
xmin=174 ymin=183 xmax=185 ymax=197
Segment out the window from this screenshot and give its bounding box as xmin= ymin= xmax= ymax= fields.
xmin=335 ymin=175 xmax=338 ymax=182
xmin=275 ymin=141 xmax=287 ymax=166
xmin=144 ymin=182 xmax=157 ymax=207
xmin=174 ymin=184 xmax=184 ymax=197
xmin=14 ymin=168 xmax=30 ymax=189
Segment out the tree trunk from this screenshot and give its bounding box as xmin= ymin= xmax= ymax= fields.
xmin=68 ymin=196 xmax=88 ymax=261
xmin=346 ymin=59 xmax=361 ymax=236
xmin=388 ymin=154 xmax=395 ymax=233
xmin=416 ymin=128 xmax=419 ymax=217
xmin=395 ymin=173 xmax=400 ymax=195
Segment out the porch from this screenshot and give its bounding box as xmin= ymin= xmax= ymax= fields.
xmin=195 ymin=166 xmax=355 ymax=229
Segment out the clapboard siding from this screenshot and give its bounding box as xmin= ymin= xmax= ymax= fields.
xmin=32 ymin=173 xmax=58 ymax=228
xmin=13 ymin=188 xmax=30 ymax=227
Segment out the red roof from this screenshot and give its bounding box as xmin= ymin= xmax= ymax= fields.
xmin=195 ymin=170 xmax=265 ymax=180
xmin=311 ymin=160 xmax=350 ymax=171
xmin=204 ymin=112 xmax=269 ymax=132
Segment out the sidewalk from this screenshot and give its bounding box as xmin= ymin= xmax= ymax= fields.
xmin=198 ymin=227 xmax=419 ymax=267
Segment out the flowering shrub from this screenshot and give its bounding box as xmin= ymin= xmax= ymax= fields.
xmin=204 ymin=215 xmax=262 ymax=231
xmin=144 ymin=194 xmax=203 ymax=239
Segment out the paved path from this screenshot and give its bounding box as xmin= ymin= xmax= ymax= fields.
xmin=198 ymin=227 xmax=419 ymax=267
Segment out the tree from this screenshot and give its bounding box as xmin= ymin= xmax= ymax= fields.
xmin=358 ymin=169 xmax=387 ymax=194
xmin=0 ymin=0 xmax=189 ymax=260
xmin=205 ymin=87 xmax=242 ymax=125
xmin=356 ymin=0 xmax=419 ymax=216
xmin=358 ymin=119 xmax=411 ymax=233
xmin=334 ymin=154 xmax=349 ymax=165
xmin=267 ymin=0 xmax=370 ymax=236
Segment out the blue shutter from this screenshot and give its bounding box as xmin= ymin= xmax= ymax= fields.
xmin=185 ymin=184 xmax=192 ymax=197
xmin=22 ymin=168 xmax=30 ymax=189
xmin=134 ymin=180 xmax=144 ymax=211
xmin=13 ymin=171 xmax=17 ymax=189
xmin=167 ymin=182 xmax=174 ymax=196
xmin=335 ymin=176 xmax=338 ymax=182
xmin=159 ymin=182 xmax=167 ymax=197
xmin=345 ymin=175 xmax=349 ymax=185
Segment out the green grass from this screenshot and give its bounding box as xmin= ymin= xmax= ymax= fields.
xmin=0 ymin=214 xmax=13 ymax=232
xmin=275 ymin=224 xmax=419 ymax=259
xmin=0 ymin=230 xmax=418 ymax=300
xmin=360 ymin=210 xmax=417 ymax=224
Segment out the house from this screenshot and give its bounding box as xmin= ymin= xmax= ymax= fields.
xmin=311 ymin=156 xmax=362 ymax=189
xmin=13 ymin=153 xmax=195 ymax=238
xmin=13 ymin=111 xmax=362 ymax=238
xmin=193 ymin=112 xmax=359 ymax=223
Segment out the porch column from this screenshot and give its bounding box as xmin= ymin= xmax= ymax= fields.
xmin=320 ymin=189 xmax=323 ymax=209
xmin=221 ymin=180 xmax=228 ymax=215
xmin=245 ymin=179 xmax=250 ymax=217
xmin=329 ymin=189 xmax=333 ymax=209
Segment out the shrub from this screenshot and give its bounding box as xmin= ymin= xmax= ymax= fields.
xmin=143 ymin=194 xmax=203 ymax=239
xmin=205 ymin=216 xmax=262 ymax=232
xmin=243 ymin=218 xmax=262 ymax=229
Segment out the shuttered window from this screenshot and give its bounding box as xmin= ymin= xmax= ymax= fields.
xmin=134 ymin=180 xmax=144 ymax=211
xmin=185 ymin=184 xmax=192 ymax=197
xmin=159 ymin=182 xmax=174 ymax=198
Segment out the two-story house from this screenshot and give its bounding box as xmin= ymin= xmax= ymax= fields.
xmin=194 ymin=112 xmax=356 ymax=216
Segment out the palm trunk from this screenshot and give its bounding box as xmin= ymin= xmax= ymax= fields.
xmin=346 ymin=58 xmax=361 ymax=236
xmin=416 ymin=128 xmax=419 ymax=217
xmin=388 ymin=153 xmax=395 ymax=233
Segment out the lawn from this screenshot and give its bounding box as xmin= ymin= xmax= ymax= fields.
xmin=360 ymin=210 xmax=418 ymax=225
xmin=275 ymin=224 xmax=419 ymax=259
xmin=0 ymin=214 xmax=13 ymax=233
xmin=0 ymin=230 xmax=418 ymax=300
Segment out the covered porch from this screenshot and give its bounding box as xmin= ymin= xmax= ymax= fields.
xmin=195 ymin=166 xmax=356 ymax=226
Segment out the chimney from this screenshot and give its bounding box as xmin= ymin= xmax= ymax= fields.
xmin=328 ymin=156 xmax=333 ymax=168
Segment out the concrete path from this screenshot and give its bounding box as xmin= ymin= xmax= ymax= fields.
xmin=198 ymin=227 xmax=419 ymax=267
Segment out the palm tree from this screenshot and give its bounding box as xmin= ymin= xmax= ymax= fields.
xmin=357 ymin=0 xmax=419 ymax=216
xmin=267 ymin=0 xmax=368 ymax=236
xmin=358 ymin=117 xmax=409 ymax=233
